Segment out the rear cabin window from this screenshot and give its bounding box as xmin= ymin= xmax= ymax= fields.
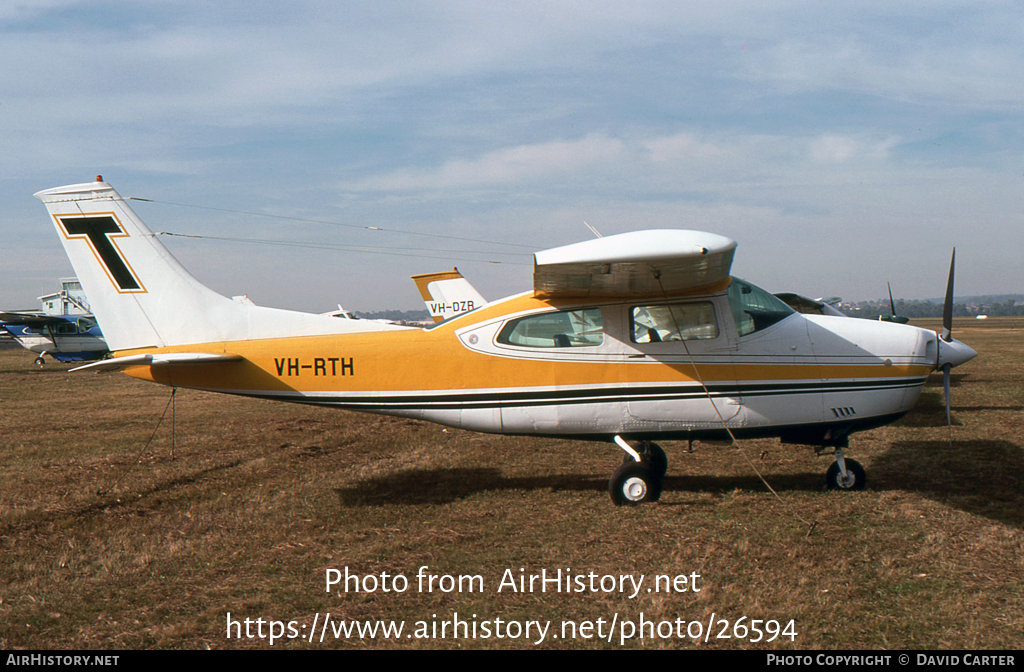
xmin=631 ymin=303 xmax=719 ymax=343
xmin=727 ymin=278 xmax=794 ymax=336
xmin=497 ymin=308 xmax=603 ymax=348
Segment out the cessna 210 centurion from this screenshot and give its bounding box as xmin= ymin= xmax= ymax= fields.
xmin=35 ymin=178 xmax=977 ymax=505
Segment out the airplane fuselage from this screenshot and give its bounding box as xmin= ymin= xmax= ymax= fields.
xmin=119 ymin=287 xmax=936 ymax=445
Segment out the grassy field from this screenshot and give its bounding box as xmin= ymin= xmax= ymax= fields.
xmin=1 ymin=317 xmax=1021 ymax=649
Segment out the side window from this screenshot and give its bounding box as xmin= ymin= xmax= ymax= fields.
xmin=632 ymin=303 xmax=719 ymax=343
xmin=727 ymin=278 xmax=794 ymax=336
xmin=55 ymin=323 xmax=78 ymax=335
xmin=497 ymin=308 xmax=603 ymax=348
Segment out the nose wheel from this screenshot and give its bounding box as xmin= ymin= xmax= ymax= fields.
xmin=825 ymin=450 xmax=866 ymax=491
xmin=610 ymin=436 xmax=666 ymax=505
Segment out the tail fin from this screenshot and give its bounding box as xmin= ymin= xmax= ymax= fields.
xmin=36 ymin=178 xmax=402 ymax=352
xmin=411 ymin=268 xmax=487 ymax=323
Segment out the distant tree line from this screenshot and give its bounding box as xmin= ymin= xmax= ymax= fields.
xmin=354 ymin=309 xmax=431 ymax=322
xmin=840 ymin=295 xmax=1024 ymax=319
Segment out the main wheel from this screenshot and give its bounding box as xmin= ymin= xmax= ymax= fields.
xmin=609 ymin=462 xmax=662 ymax=506
xmin=621 ymin=441 xmax=668 ymax=479
xmin=34 ymin=357 xmax=45 ymax=366
xmin=825 ymin=458 xmax=866 ymax=491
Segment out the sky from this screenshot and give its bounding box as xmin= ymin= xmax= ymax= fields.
xmin=2 ymin=0 xmax=1022 ymax=313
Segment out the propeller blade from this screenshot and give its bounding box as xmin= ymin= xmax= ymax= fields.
xmin=942 ymin=248 xmax=955 ymax=342
xmin=888 ymin=282 xmax=896 ymax=317
xmin=942 ymin=363 xmax=952 ymax=428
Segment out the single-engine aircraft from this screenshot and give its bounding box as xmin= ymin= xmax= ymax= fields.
xmin=35 ymin=178 xmax=977 ymax=505
xmin=0 ymin=311 xmax=108 ymax=365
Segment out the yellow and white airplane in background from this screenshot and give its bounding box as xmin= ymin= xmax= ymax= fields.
xmin=412 ymin=268 xmax=487 ymax=323
xmin=36 ymin=178 xmax=977 ymax=505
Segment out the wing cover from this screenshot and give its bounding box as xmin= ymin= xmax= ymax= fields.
xmin=533 ymin=229 xmax=737 ymax=298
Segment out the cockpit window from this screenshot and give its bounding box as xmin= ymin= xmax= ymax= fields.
xmin=497 ymin=308 xmax=603 ymax=348
xmin=727 ymin=278 xmax=794 ymax=336
xmin=631 ymin=303 xmax=719 ymax=343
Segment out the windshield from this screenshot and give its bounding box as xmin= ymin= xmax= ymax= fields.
xmin=727 ymin=278 xmax=794 ymax=336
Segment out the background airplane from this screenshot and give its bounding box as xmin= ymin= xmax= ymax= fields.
xmin=36 ymin=178 xmax=977 ymax=505
xmin=774 ymin=293 xmax=847 ymax=317
xmin=411 ymin=268 xmax=487 ymax=323
xmin=0 ymin=277 xmax=108 ymax=365
xmin=0 ymin=311 xmax=107 ymax=365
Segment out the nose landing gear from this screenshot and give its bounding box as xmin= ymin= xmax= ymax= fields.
xmin=825 ymin=449 xmax=866 ymax=491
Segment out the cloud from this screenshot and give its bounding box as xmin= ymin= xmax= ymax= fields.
xmin=3 ymin=1 xmax=1023 ymax=311
xmin=644 ymin=133 xmax=733 ymax=165
xmin=343 ymin=130 xmax=911 ymax=200
xmin=808 ymin=135 xmax=899 ymax=164
xmin=344 ymin=135 xmax=626 ymax=191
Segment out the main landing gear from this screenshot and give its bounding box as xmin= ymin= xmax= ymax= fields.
xmin=609 ymin=436 xmax=667 ymax=506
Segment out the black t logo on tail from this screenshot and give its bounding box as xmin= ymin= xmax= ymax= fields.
xmin=58 ymin=216 xmax=143 ymax=292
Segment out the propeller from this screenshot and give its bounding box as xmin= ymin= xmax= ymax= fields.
xmin=880 ymin=282 xmax=910 ymax=324
xmin=941 ymin=249 xmax=955 ymax=343
xmin=940 ymin=249 xmax=955 ymax=428
xmin=934 ymin=248 xmax=978 ymax=432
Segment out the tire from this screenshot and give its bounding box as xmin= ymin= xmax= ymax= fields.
xmin=609 ymin=462 xmax=662 ymax=506
xmin=825 ymin=458 xmax=866 ymax=491
xmin=621 ymin=441 xmax=669 ymax=479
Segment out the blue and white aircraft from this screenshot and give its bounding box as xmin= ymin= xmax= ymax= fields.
xmin=0 ymin=311 xmax=108 ymax=365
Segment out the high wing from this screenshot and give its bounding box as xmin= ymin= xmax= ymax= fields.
xmin=0 ymin=311 xmax=70 ymax=327
xmin=532 ymin=229 xmax=736 ymax=298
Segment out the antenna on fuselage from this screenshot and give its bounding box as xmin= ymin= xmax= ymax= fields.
xmin=583 ymin=221 xmax=603 ymax=239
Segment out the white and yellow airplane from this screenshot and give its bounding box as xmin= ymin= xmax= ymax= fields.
xmin=35 ymin=178 xmax=977 ymax=505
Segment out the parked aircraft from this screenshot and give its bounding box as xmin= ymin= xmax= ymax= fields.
xmin=412 ymin=268 xmax=487 ymax=323
xmin=879 ymin=283 xmax=910 ymax=324
xmin=774 ymin=293 xmax=846 ymax=317
xmin=0 ymin=312 xmax=107 ymax=365
xmin=35 ymin=178 xmax=977 ymax=505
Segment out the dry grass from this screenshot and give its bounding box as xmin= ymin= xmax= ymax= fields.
xmin=1 ymin=317 xmax=1021 ymax=649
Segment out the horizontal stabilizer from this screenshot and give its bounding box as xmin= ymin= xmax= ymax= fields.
xmin=70 ymin=352 xmax=243 ymax=372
